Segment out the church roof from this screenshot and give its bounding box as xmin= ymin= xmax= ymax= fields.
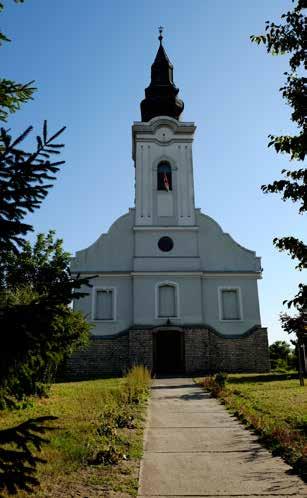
xmin=140 ymin=29 xmax=184 ymax=122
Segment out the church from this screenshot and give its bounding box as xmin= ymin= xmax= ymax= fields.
xmin=68 ymin=32 xmax=270 ymax=378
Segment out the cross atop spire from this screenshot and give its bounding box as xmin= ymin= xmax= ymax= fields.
xmin=158 ymin=26 xmax=164 ymax=45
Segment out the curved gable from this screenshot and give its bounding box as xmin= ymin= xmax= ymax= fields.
xmin=197 ymin=211 xmax=261 ymax=272
xmin=71 ymin=210 xmax=134 ymax=272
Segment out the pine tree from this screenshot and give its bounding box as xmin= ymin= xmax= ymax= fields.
xmin=0 ymin=1 xmax=35 ymax=121
xmin=0 ymin=122 xmax=66 ymax=255
xmin=0 ymin=3 xmax=91 ymax=493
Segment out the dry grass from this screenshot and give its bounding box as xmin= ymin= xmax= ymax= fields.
xmin=0 ymin=367 xmax=151 ymax=497
xmin=198 ymin=373 xmax=307 ymax=480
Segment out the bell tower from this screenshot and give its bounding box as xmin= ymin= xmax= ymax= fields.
xmin=132 ymin=30 xmax=196 ymax=227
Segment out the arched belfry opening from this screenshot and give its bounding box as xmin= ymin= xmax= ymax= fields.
xmin=153 ymin=328 xmax=185 ymax=374
xmin=157 ymin=162 xmax=172 ymax=191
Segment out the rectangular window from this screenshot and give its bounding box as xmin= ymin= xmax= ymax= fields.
xmin=159 ymin=285 xmax=176 ymax=317
xmin=221 ymin=289 xmax=240 ymax=320
xmin=95 ymin=289 xmax=113 ymax=320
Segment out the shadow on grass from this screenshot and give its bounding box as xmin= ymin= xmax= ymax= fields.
xmin=228 ymin=373 xmax=299 ymax=384
xmin=0 ymin=416 xmax=58 ymax=495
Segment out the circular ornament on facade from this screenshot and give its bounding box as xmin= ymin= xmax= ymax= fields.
xmin=158 ymin=236 xmax=174 ymax=252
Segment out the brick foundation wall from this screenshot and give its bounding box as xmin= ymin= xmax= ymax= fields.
xmin=129 ymin=329 xmax=153 ymax=371
xmin=64 ymin=335 xmax=129 ymax=380
xmin=63 ymin=326 xmax=270 ymax=380
xmin=208 ymin=327 xmax=270 ymax=373
xmin=185 ymin=328 xmax=210 ymax=372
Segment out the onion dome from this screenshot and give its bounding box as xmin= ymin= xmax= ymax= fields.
xmin=140 ymin=28 xmax=184 ymax=122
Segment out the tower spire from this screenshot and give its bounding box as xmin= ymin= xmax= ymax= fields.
xmin=140 ymin=29 xmax=184 ymax=122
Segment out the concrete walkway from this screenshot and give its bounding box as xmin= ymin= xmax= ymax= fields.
xmin=138 ymin=377 xmax=307 ymax=498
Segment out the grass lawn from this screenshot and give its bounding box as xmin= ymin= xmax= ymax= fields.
xmin=0 ymin=374 xmax=149 ymax=497
xmin=197 ymin=373 xmax=307 ymax=480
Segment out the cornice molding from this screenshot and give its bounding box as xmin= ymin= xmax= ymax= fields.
xmin=71 ymin=270 xmax=261 ymax=279
xmin=133 ymin=226 xmax=199 ymax=231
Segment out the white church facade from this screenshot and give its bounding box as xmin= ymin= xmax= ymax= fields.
xmin=68 ymin=33 xmax=269 ymax=377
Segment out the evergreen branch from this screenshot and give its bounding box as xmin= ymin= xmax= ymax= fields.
xmin=10 ymin=126 xmax=33 ymax=148
xmin=0 ymin=123 xmax=66 ymax=252
xmin=0 ymin=80 xmax=36 ymax=122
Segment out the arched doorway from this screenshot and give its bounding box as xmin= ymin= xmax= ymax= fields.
xmin=153 ymin=329 xmax=185 ymax=374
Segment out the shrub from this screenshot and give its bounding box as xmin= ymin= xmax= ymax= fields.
xmin=0 ymin=300 xmax=90 ymax=403
xmin=215 ymin=372 xmax=228 ymax=388
xmin=0 ymin=231 xmax=92 ymax=405
xmin=88 ymin=443 xmax=125 ymax=466
xmin=272 ymin=358 xmax=291 ymax=373
xmin=203 ymin=373 xmax=228 ymax=398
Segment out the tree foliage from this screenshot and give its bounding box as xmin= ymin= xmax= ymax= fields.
xmin=2 ymin=230 xmax=71 ymax=291
xmin=251 ymin=0 xmax=306 ymax=330
xmin=0 ymin=231 xmax=91 ymax=400
xmin=0 ymin=1 xmax=35 ymax=121
xmin=0 ymin=1 xmax=25 ymax=44
xmin=269 ymin=339 xmax=296 ymax=370
xmin=0 ymin=0 xmax=91 ymax=402
xmin=0 ymin=78 xmax=36 ymax=122
xmin=0 ymin=122 xmax=66 ymax=255
xmin=0 ymin=2 xmax=92 ymax=494
xmin=0 ymin=294 xmax=90 ymax=400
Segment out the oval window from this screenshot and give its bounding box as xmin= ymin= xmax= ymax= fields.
xmin=158 ymin=236 xmax=174 ymax=252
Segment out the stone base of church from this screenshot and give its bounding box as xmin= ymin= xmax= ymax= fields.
xmin=63 ymin=326 xmax=270 ymax=380
xmin=64 ymin=334 xmax=129 ymax=379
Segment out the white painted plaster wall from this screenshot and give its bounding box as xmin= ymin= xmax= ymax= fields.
xmin=70 ymin=210 xmax=135 ymax=273
xmin=74 ymin=276 xmax=133 ymax=336
xmin=133 ymin=275 xmax=203 ymax=325
xmin=133 ymin=117 xmax=196 ymax=226
xmin=71 ymin=116 xmax=263 ymax=338
xmin=197 ymin=211 xmax=261 ymax=272
xmin=202 ymin=277 xmax=261 ymax=335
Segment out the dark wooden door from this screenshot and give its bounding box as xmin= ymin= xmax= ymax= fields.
xmin=154 ymin=330 xmax=185 ymax=374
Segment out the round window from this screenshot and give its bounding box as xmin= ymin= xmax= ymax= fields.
xmin=158 ymin=236 xmax=174 ymax=252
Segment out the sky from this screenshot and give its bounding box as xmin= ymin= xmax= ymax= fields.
xmin=2 ymin=0 xmax=305 ymax=344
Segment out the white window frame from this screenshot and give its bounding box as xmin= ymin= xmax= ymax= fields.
xmin=218 ymin=286 xmax=243 ymax=322
xmin=155 ymin=281 xmax=180 ymax=319
xmin=92 ymin=286 xmax=117 ymax=322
